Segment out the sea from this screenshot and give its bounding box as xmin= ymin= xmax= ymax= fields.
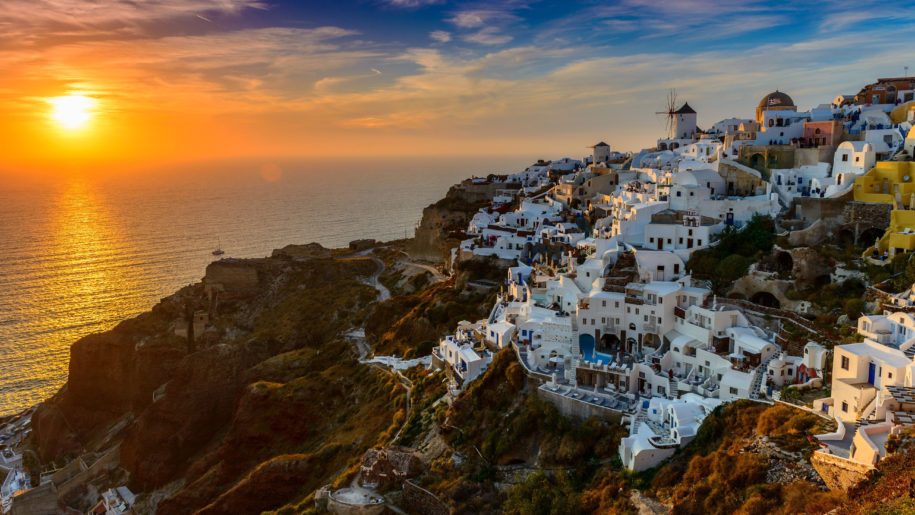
xmin=0 ymin=155 xmax=530 ymax=416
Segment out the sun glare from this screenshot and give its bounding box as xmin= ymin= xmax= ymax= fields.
xmin=49 ymin=95 xmax=96 ymax=130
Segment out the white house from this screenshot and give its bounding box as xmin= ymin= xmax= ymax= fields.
xmin=833 ymin=141 xmax=876 ymax=180
xmin=435 ymin=336 xmax=491 ymax=385
xmin=619 ymin=393 xmax=722 ymax=471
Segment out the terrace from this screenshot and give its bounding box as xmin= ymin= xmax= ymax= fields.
xmin=540 ymin=383 xmax=635 ymax=413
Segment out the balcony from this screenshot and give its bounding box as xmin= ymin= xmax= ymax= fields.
xmin=625 ymin=295 xmax=644 ymax=305
xmin=674 ymin=306 xmax=686 ymax=319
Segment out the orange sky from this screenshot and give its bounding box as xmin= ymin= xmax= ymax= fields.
xmin=2 ymin=0 xmax=914 ymax=175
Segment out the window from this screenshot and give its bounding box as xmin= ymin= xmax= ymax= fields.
xmin=602 ymin=300 xmax=606 ymax=307
xmin=615 ymin=302 xmax=619 ymax=308
xmin=855 ymin=156 xmax=860 ymax=163
xmin=841 ymin=355 xmax=849 ymax=370
xmin=841 ymin=401 xmax=848 ymax=412
xmin=676 ymin=191 xmax=682 ymax=197
xmin=842 ymin=154 xmax=848 ymax=162
xmin=729 ymin=387 xmax=739 ymax=395
xmin=889 ymin=372 xmax=893 ymax=379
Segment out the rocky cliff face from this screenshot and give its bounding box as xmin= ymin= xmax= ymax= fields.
xmin=410 ymin=179 xmax=518 ymax=264
xmin=30 ymin=246 xmax=398 ymax=513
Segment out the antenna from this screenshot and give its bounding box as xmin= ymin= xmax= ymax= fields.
xmin=655 ymin=88 xmax=678 ymax=139
xmin=906 ymin=66 xmax=910 ymax=78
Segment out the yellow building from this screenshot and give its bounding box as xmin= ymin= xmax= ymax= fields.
xmin=854 ymin=162 xmax=915 ymax=260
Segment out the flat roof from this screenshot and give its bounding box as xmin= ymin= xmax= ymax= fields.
xmin=840 ymin=341 xmax=911 ymax=368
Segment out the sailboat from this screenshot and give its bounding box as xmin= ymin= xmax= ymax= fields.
xmin=212 ymin=238 xmax=225 ymax=256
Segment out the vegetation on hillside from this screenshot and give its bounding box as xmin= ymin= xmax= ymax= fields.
xmin=839 ymin=430 xmax=915 ymax=514
xmin=366 ymin=258 xmax=505 ymax=358
xmin=647 ymin=401 xmax=842 ymax=515
xmin=687 ymin=215 xmax=776 ymax=291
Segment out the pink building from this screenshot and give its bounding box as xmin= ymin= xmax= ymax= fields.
xmin=800 ymin=120 xmax=842 ymax=148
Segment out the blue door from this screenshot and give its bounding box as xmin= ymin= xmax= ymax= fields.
xmin=868 ymin=362 xmax=876 ymax=385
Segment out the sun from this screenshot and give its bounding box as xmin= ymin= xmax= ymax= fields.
xmin=48 ymin=95 xmax=96 ymax=130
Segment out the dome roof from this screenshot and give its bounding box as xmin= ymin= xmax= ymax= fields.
xmin=758 ymin=91 xmax=794 ymax=109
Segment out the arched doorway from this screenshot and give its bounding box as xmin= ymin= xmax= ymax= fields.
xmin=578 ymin=333 xmax=596 ymax=359
xmin=751 ymin=153 xmax=764 ymax=169
xmin=837 ymin=228 xmax=855 ymax=247
xmin=775 ymin=251 xmax=793 ymax=274
xmin=643 ymin=333 xmax=661 ymax=352
xmin=600 ymin=333 xmax=620 ymax=353
xmin=750 ymin=291 xmax=781 ymax=308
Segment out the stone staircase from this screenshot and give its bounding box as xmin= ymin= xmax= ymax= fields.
xmin=750 ymin=355 xmax=777 ymax=399
xmin=668 ymin=376 xmax=679 ymax=399
xmin=904 ymin=345 xmax=915 ymax=360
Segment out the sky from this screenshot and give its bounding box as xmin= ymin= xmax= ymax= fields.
xmin=3 ymin=0 xmax=915 ymax=173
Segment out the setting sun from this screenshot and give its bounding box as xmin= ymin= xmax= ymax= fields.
xmin=48 ymin=95 xmax=95 ymax=130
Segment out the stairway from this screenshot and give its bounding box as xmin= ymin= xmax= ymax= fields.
xmin=668 ymin=376 xmax=679 ymax=399
xmin=750 ymin=355 xmax=776 ymax=399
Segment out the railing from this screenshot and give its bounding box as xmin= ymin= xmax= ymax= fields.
xmin=625 ymin=296 xmax=644 ymax=305
xmin=674 ymin=306 xmax=686 ymax=319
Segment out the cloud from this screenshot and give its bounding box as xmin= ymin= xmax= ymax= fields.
xmin=429 ymin=30 xmax=451 ymax=43
xmin=463 ymin=27 xmax=513 ymax=45
xmin=0 ymin=0 xmax=267 ymax=42
xmin=447 ymin=9 xmax=519 ymax=29
xmin=381 ymin=0 xmax=443 ymax=7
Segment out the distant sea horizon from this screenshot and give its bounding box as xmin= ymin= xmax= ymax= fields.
xmin=0 ymin=155 xmax=533 ymax=416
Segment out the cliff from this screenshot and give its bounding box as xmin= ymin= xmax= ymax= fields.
xmin=410 ymin=179 xmax=519 ymax=264
xmin=29 ymin=246 xmax=402 ymax=512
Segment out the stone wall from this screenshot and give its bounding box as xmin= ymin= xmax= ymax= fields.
xmin=536 ymin=388 xmax=624 ymax=424
xmin=360 ymin=448 xmax=421 ymax=487
xmin=794 ymin=147 xmax=835 ymax=167
xmin=402 ymin=480 xmax=449 ymax=515
xmin=204 ymin=261 xmax=260 ymax=293
xmin=810 ymin=451 xmax=873 ymax=492
xmin=788 ymin=194 xmax=850 ymax=227
xmin=843 ymin=201 xmax=892 ymax=228
xmin=10 ymin=483 xmax=58 ymax=515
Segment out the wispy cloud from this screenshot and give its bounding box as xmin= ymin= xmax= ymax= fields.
xmin=463 ymin=27 xmax=513 ymax=45
xmin=429 ymin=30 xmax=451 ymax=43
xmin=380 ymin=0 xmax=443 ymax=8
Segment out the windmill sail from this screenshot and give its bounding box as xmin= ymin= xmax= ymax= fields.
xmin=654 ymin=88 xmax=678 ymax=139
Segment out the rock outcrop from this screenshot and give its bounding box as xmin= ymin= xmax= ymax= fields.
xmin=410 ymin=179 xmax=519 ymax=264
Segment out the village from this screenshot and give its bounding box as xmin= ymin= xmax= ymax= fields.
xmin=429 ymin=77 xmax=915 ymax=480
xmin=5 ymin=78 xmax=915 ymax=514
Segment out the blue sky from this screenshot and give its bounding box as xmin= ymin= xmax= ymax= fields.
xmin=3 ymin=0 xmax=915 ymax=165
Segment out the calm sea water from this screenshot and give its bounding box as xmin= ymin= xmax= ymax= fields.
xmin=0 ymin=156 xmax=529 ymax=415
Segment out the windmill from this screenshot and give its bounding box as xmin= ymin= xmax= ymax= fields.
xmin=655 ymin=88 xmax=678 ymax=139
